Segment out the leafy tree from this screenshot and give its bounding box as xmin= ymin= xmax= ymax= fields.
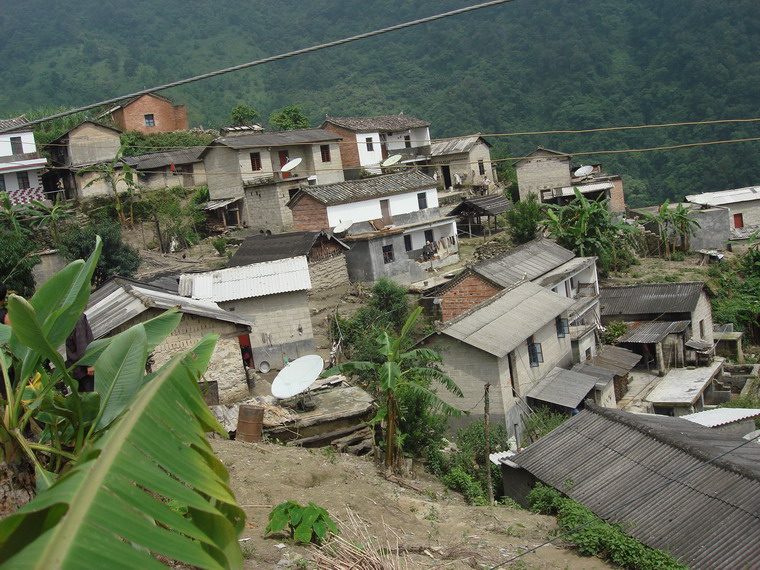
xmin=18 ymin=197 xmax=74 ymax=247
xmin=77 ymin=149 xmax=140 ymax=227
xmin=671 ymin=203 xmax=701 ymax=253
xmin=504 ymin=192 xmax=543 ymax=244
xmin=269 ymin=105 xmax=309 ymax=131
xmin=228 ymin=104 xmax=259 ymax=126
xmin=58 ymin=220 xmax=140 ymax=286
xmin=325 ymin=307 xmax=463 ymax=470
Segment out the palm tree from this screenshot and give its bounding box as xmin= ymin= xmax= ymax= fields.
xmin=671 ymin=203 xmax=701 ymax=253
xmin=324 ymin=307 xmax=463 ymax=469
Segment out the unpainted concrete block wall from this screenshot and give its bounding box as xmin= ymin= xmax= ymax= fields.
xmin=517 ymin=155 xmax=571 ymax=201
xmin=243 ymin=183 xmax=293 ymax=233
xmin=692 ymin=292 xmax=715 ymax=345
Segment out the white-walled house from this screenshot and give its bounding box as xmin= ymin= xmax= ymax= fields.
xmin=322 ymin=115 xmax=431 ymax=178
xmin=686 ymin=186 xmax=760 ymax=238
xmin=201 ymin=128 xmax=344 ymax=233
xmin=288 ymin=170 xmax=458 ymax=284
xmin=0 ymin=116 xmax=48 ymax=205
xmin=429 ymin=135 xmax=497 ymax=191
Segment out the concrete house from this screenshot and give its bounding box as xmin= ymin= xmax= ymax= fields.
xmin=202 ymin=128 xmax=344 ymax=233
xmin=631 ymin=202 xmax=731 ymax=252
xmin=420 ymin=281 xmax=575 ymax=441
xmin=86 ymin=278 xmax=253 ymax=404
xmin=123 ymin=147 xmax=206 ymax=190
xmin=47 ymin=120 xmax=122 ymax=200
xmin=288 ymin=170 xmax=459 ymax=284
xmin=0 ymin=116 xmax=48 ymax=205
xmin=179 ymin=257 xmax=314 ymax=373
xmin=429 ymin=135 xmax=496 ymax=191
xmin=432 ymin=239 xmax=600 ymax=362
xmin=321 ymin=114 xmax=431 ymax=178
xmin=500 ymin=403 xmax=760 ymax=570
xmin=686 ymin=186 xmax=760 ymax=239
xmin=227 ymin=230 xmax=350 ymax=292
xmin=514 ymin=147 xmax=625 ymax=212
xmin=100 ymin=93 xmax=188 ymax=134
xmin=600 ymin=281 xmax=715 ymax=373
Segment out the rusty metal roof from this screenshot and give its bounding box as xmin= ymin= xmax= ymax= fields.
xmin=616 ymin=320 xmax=690 ymax=344
xmin=322 ymin=115 xmax=429 ymax=132
xmin=291 ymin=170 xmax=435 ymax=206
xmin=600 ymin=282 xmax=707 ymax=316
xmin=510 ymin=403 xmax=760 ymax=569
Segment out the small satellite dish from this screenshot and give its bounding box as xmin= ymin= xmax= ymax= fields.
xmin=258 ymin=361 xmax=271 ymax=374
xmin=574 ymin=165 xmax=593 ymax=177
xmin=382 ymin=154 xmax=402 ymax=167
xmin=333 ymin=220 xmax=353 ymax=234
xmin=281 ymin=157 xmax=302 ymax=172
xmin=271 ymin=355 xmax=324 ymax=399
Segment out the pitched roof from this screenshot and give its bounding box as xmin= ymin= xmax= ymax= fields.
xmin=0 ymin=116 xmax=30 ymax=132
xmin=430 ymin=135 xmax=490 ymax=156
xmin=616 ymin=320 xmax=691 ymax=343
xmin=683 ymin=408 xmax=760 ymax=428
xmin=587 ymin=345 xmax=642 ymax=375
xmin=509 ymin=403 xmax=760 ymax=569
xmin=686 ymin=186 xmax=760 ymax=207
xmin=122 ymin=147 xmax=204 ymax=170
xmin=447 ymin=194 xmax=513 ymax=217
xmin=209 ymin=128 xmax=340 ymax=151
xmin=227 ymin=231 xmax=348 ymax=267
xmin=473 ymin=239 xmax=575 ymax=288
xmin=322 ymin=114 xmax=429 ymax=132
xmin=527 ymin=367 xmax=602 ymax=409
xmin=289 ymin=170 xmax=436 ymax=207
xmin=600 ymin=282 xmax=707 ymax=316
xmin=85 ymin=277 xmax=252 ymax=339
xmin=49 ymin=120 xmax=122 ymax=144
xmin=513 ymin=146 xmax=571 ymax=167
xmin=439 ymin=281 xmax=574 ymax=357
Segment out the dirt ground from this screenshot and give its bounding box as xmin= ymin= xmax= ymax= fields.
xmin=212 ymin=438 xmax=611 ymax=569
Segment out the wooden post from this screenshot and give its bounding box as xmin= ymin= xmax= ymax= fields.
xmin=484 ymin=383 xmax=494 ymax=505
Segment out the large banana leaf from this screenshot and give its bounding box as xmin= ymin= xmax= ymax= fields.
xmin=0 ymin=334 xmax=245 ymax=569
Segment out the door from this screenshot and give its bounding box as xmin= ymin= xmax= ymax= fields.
xmin=380 ymin=199 xmax=391 ymax=224
xmin=279 ymin=150 xmax=291 ymax=179
xmin=441 ymin=165 xmax=452 ymax=189
xmin=733 ymin=213 xmax=744 ymax=228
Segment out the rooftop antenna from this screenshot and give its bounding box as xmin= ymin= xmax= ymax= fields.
xmin=271 ymin=354 xmax=324 ymax=410
xmin=574 ymin=165 xmax=593 ymax=178
xmin=281 ymin=157 xmax=302 ymax=172
xmin=382 ymin=154 xmax=402 ymax=168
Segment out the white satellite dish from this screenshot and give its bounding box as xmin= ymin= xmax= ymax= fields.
xmin=271 ymin=354 xmax=324 ymax=399
xmin=574 ymin=165 xmax=593 ymax=177
xmin=333 ymin=220 xmax=353 ymax=234
xmin=281 ymin=157 xmax=302 ymax=172
xmin=382 ymin=154 xmax=402 ymax=167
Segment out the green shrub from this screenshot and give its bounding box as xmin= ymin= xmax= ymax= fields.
xmin=211 ymin=237 xmax=227 ymax=256
xmin=522 ymin=407 xmax=569 ymax=444
xmin=601 ymin=320 xmax=629 ymax=344
xmin=265 ymin=501 xmax=338 ymax=544
xmin=441 ymin=467 xmax=487 ymax=506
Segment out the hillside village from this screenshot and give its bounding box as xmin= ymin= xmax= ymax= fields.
xmin=1 ymin=95 xmax=759 ymax=568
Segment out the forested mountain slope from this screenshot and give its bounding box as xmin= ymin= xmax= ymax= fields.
xmin=2 ymin=0 xmax=758 ymax=205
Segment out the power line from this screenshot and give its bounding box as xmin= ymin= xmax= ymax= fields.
xmin=0 ymin=0 xmax=517 ymax=135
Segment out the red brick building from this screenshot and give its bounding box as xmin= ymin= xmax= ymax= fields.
xmin=104 ymin=93 xmax=188 ymax=134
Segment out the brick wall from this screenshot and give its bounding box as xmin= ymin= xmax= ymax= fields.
xmin=291 ymin=194 xmax=329 ymax=231
xmin=309 ymin=254 xmax=349 ymax=291
xmin=116 ymin=94 xmax=188 ymax=134
xmin=439 ymin=274 xmax=502 ymax=321
xmin=609 ymin=176 xmax=626 ymax=212
xmin=322 ymin=123 xmax=360 ymax=175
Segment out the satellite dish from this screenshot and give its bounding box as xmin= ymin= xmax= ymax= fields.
xmin=574 ymin=165 xmax=593 ymax=177
xmin=271 ymin=355 xmax=324 ymax=399
xmin=333 ymin=220 xmax=353 ymax=234
xmin=281 ymin=157 xmax=302 ymax=172
xmin=382 ymin=154 xmax=402 ymax=167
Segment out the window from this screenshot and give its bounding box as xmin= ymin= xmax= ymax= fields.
xmin=320 ymin=145 xmax=331 ymax=163
xmin=365 ymin=137 xmax=374 ymax=152
xmin=382 ymin=244 xmax=395 ymax=264
xmin=556 ymin=316 xmax=569 ymax=338
xmin=144 ymin=114 xmax=155 ymax=127
xmin=250 ymin=152 xmax=262 ymax=171
xmin=417 ymin=192 xmax=427 ymax=210
xmin=0 ymin=175 xmax=5 ymax=192
xmin=10 ymin=136 xmax=23 ymax=155
xmin=699 ymin=319 xmax=705 ymax=339
xmin=404 ymin=235 xmax=413 ymax=251
xmin=478 ymin=160 xmax=485 ymax=175
xmin=404 ymin=135 xmax=411 ymax=148
xmin=16 ymin=171 xmax=30 ymax=189
xmin=424 ymin=229 xmax=434 ymax=243
xmin=527 ymin=336 xmax=543 ymax=367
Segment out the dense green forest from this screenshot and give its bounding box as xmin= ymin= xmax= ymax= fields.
xmin=2 ymin=0 xmax=758 ymax=206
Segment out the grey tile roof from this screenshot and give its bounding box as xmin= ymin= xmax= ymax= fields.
xmin=212 ymin=128 xmax=340 ymax=150
xmin=473 ymin=239 xmax=575 ymax=288
xmin=616 ymin=320 xmax=691 ymax=343
xmin=0 ymin=115 xmax=29 ymax=132
xmin=323 ymin=115 xmax=429 ymax=132
xmin=440 ymin=281 xmax=574 ymax=357
xmin=510 ymin=403 xmax=760 ymax=569
xmin=600 ymin=282 xmax=707 ymax=317
xmin=122 ymin=147 xmax=204 ymax=170
xmin=447 ymin=194 xmax=513 ymax=217
xmin=292 ymin=170 xmax=436 ymax=206
xmin=227 ymin=231 xmax=348 ymax=267
xmin=430 ymin=135 xmax=490 ymax=156
xmin=527 ymin=367 xmax=601 ymax=409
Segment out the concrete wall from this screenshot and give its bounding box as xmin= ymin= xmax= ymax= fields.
xmin=516 ymin=152 xmax=571 ymax=201
xmin=438 ymin=273 xmax=501 ymax=322
xmin=114 ymin=94 xmax=188 ymax=134
xmin=77 ymin=168 xmax=129 ymax=199
xmin=511 ymin=318 xmax=574 ymax=397
xmin=728 ymin=198 xmax=760 ymax=229
xmin=204 ymin=146 xmax=245 ymax=200
xmin=430 ymin=142 xmax=495 ymax=189
xmin=138 ymin=162 xmax=207 ymax=190
xmin=32 ymin=251 xmax=67 ymax=289
xmin=691 ymin=291 xmax=715 ymax=345
xmin=689 ymin=207 xmax=731 ymax=250
xmin=219 ymin=290 xmax=314 ymax=371
xmin=291 ymin=194 xmax=330 ymax=231
xmin=65 ymin=123 xmax=121 ymax=166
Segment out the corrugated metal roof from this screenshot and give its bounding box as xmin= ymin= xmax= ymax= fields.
xmin=527 ymin=367 xmax=600 ymax=409
xmin=447 ymin=194 xmax=513 ymax=217
xmin=323 ymin=115 xmax=429 ymax=132
xmin=122 ymin=147 xmax=204 ymax=170
xmin=617 ymin=320 xmax=690 ymax=343
xmin=473 ymin=239 xmax=575 ymax=288
xmin=212 ymin=128 xmax=340 ymax=150
xmin=227 ymin=231 xmax=348 ymax=267
xmin=292 ymin=170 xmax=435 ymax=206
xmin=683 ymin=408 xmax=760 ymax=428
xmin=686 ymin=186 xmax=760 ymax=206
xmin=85 ymin=278 xmax=252 ymax=339
xmin=440 ymin=282 xmax=574 ymax=357
xmin=588 ymin=345 xmax=642 ymax=375
xmin=509 ymin=403 xmax=760 ymax=569
xmin=179 ymin=256 xmax=311 ymax=302
xmin=430 ymin=135 xmax=490 ymax=156
xmin=600 ymin=282 xmax=706 ymax=316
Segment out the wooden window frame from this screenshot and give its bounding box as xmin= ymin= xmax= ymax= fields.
xmin=250 ymin=152 xmax=262 ymax=171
